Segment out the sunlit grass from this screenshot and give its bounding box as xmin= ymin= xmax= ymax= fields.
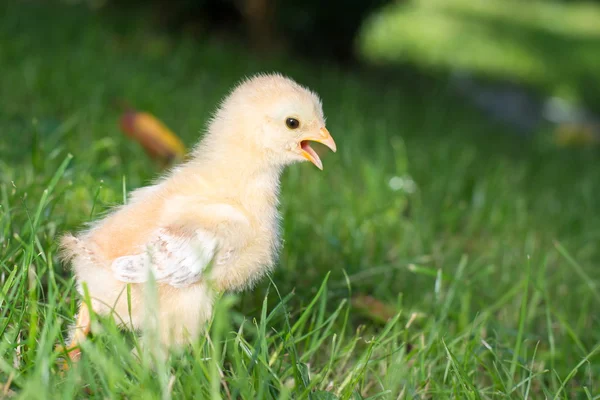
xmin=1 ymin=1 xmax=600 ymax=398
xmin=358 ymin=0 xmax=600 ymax=107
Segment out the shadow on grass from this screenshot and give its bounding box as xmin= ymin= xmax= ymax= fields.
xmin=442 ymin=6 xmax=600 ymax=111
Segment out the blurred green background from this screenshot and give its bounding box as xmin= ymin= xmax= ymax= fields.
xmin=1 ymin=0 xmax=600 ymax=398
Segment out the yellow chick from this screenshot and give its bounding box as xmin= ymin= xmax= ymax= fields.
xmin=58 ymin=73 xmax=336 ymax=360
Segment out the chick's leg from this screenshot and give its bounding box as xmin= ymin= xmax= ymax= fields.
xmin=57 ymin=302 xmax=91 ymax=362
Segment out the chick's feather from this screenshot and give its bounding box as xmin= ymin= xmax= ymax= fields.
xmin=111 ymin=228 xmax=218 ymax=288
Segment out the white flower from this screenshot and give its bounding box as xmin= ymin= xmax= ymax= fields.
xmin=388 ymin=175 xmax=417 ymax=193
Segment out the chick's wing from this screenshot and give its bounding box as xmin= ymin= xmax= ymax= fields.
xmin=111 ymin=228 xmax=218 ymax=288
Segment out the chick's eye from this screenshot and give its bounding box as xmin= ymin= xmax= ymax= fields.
xmin=285 ymin=117 xmax=300 ymax=130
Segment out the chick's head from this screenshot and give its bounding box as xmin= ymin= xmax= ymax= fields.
xmin=212 ymin=73 xmax=336 ymax=170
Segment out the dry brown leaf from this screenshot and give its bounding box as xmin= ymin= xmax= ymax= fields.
xmin=120 ymin=110 xmax=186 ymax=165
xmin=351 ymin=294 xmax=396 ymax=324
xmin=552 ymin=123 xmax=600 ymax=147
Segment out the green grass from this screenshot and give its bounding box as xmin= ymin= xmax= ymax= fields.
xmin=1 ymin=1 xmax=600 ymax=398
xmin=358 ymin=0 xmax=600 ymax=110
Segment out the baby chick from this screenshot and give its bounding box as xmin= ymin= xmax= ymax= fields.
xmin=58 ymin=73 xmax=336 ymax=360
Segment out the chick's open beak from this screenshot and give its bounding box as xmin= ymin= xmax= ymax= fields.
xmin=300 ymin=127 xmax=337 ymax=170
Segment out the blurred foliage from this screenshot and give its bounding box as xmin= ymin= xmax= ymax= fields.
xmin=357 ymin=0 xmax=600 ymax=111
xmin=272 ymin=0 xmax=391 ymax=60
xmin=90 ymin=0 xmax=392 ymax=61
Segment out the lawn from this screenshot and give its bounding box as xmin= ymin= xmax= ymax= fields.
xmin=1 ymin=1 xmax=600 ymax=399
